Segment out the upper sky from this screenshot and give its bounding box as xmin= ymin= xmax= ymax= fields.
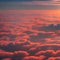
xmin=0 ymin=0 xmax=60 ymax=10
xmin=0 ymin=0 xmax=60 ymax=2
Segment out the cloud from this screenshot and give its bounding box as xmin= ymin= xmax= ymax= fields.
xmin=0 ymin=10 xmax=60 ymax=60
xmin=0 ymin=0 xmax=60 ymax=9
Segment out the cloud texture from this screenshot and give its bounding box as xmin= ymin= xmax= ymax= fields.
xmin=0 ymin=10 xmax=60 ymax=60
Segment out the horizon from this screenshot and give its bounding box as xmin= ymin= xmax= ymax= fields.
xmin=0 ymin=0 xmax=60 ymax=60
xmin=0 ymin=0 xmax=60 ymax=10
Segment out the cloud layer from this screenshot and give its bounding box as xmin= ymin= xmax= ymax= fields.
xmin=0 ymin=10 xmax=60 ymax=60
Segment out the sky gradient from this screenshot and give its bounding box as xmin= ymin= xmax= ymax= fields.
xmin=0 ymin=0 xmax=60 ymax=9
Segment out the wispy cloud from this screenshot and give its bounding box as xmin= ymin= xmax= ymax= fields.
xmin=0 ymin=0 xmax=60 ymax=9
xmin=0 ymin=1 xmax=60 ymax=10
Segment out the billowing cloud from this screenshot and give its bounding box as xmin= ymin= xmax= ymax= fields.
xmin=0 ymin=7 xmax=60 ymax=60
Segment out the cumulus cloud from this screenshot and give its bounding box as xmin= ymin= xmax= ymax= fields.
xmin=0 ymin=10 xmax=60 ymax=60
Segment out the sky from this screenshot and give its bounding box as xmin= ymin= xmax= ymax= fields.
xmin=0 ymin=0 xmax=60 ymax=60
xmin=0 ymin=0 xmax=60 ymax=9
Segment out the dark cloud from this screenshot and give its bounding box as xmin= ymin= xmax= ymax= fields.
xmin=0 ymin=4 xmax=60 ymax=10
xmin=0 ymin=0 xmax=60 ymax=10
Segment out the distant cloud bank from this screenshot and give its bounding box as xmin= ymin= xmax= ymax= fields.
xmin=0 ymin=0 xmax=60 ymax=10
